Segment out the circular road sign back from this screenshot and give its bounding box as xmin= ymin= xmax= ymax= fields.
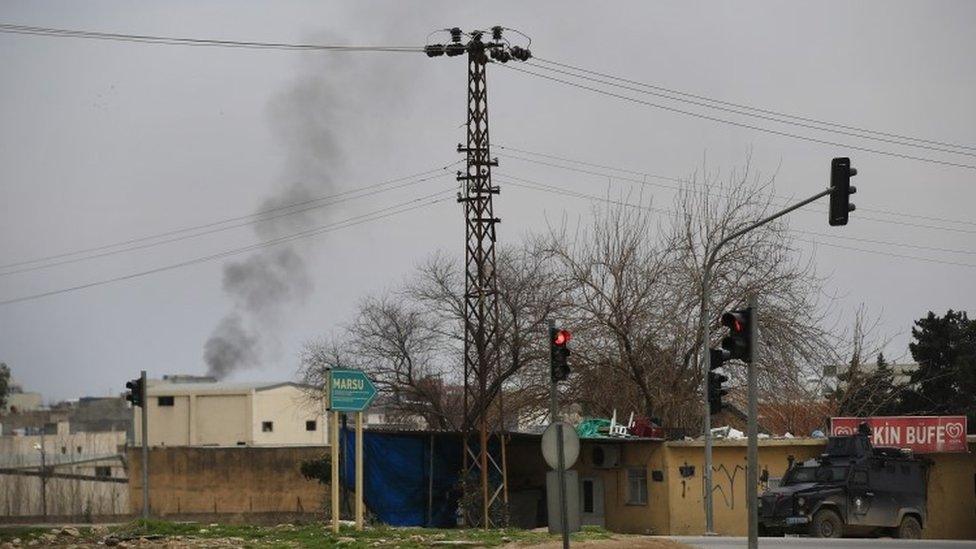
xmin=541 ymin=421 xmax=580 ymax=470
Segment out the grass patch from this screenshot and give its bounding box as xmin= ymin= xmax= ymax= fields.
xmin=2 ymin=520 xmax=618 ymax=548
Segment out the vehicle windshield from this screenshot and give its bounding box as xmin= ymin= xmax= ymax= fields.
xmin=784 ymin=465 xmax=849 ymax=485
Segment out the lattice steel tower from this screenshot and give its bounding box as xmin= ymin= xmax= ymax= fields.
xmin=425 ymin=27 xmax=532 ymax=528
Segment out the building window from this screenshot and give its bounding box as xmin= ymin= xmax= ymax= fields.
xmin=61 ymin=446 xmax=67 ymax=455
xmin=94 ymin=466 xmax=112 ymax=478
xmin=305 ymin=420 xmax=316 ymax=431
xmin=76 ymin=446 xmax=82 ymax=454
xmin=158 ymin=396 xmax=175 ymax=406
xmin=262 ymin=421 xmax=274 ymax=432
xmin=582 ymin=479 xmax=594 ymax=513
xmin=626 ymin=468 xmax=648 ymax=505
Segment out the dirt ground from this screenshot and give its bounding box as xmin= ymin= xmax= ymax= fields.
xmin=510 ymin=536 xmax=691 ymax=549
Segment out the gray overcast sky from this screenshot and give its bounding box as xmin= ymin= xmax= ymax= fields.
xmin=1 ymin=1 xmax=974 ymax=402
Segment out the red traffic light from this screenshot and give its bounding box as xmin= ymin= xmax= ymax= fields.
xmin=553 ymin=329 xmax=572 ymax=346
xmin=721 ymin=312 xmax=746 ymax=333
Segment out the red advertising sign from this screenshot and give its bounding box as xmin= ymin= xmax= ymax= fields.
xmin=830 ymin=416 xmax=969 ymax=454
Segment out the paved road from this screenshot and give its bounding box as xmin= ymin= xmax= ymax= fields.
xmin=666 ymin=536 xmax=976 ymax=549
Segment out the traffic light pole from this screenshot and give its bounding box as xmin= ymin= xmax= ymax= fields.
xmin=140 ymin=369 xmax=149 ymax=520
xmin=701 ymin=186 xmax=832 ymax=534
xmin=746 ymin=295 xmax=759 ymax=549
xmin=547 ymin=320 xmax=570 ymax=549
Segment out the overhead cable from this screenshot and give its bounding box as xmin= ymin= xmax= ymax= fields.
xmin=494 ymin=63 xmax=976 ymax=171
xmin=0 ymin=23 xmax=424 ymax=52
xmin=529 ymin=58 xmax=976 ymax=157
xmin=497 ymin=144 xmax=976 ymax=228
xmin=499 ymin=174 xmax=976 ymax=268
xmin=0 ymin=191 xmax=453 ymax=307
xmin=496 ymin=149 xmax=976 ymax=235
xmin=0 ymin=164 xmax=459 ymax=276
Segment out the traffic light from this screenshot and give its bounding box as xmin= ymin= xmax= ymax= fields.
xmin=829 ymin=157 xmax=857 ymax=226
xmin=720 ymin=308 xmax=753 ymax=363
xmin=549 ymin=326 xmax=572 ymax=382
xmin=708 ymin=349 xmax=730 ymax=414
xmin=125 ymin=377 xmax=145 ymax=407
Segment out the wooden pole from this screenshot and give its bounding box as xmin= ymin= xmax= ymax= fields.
xmin=355 ymin=411 xmax=364 ymax=531
xmin=331 ymin=410 xmax=340 ymax=534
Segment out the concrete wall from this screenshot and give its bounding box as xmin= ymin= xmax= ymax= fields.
xmin=571 ymin=437 xmax=976 ymax=540
xmin=128 ymin=446 xmax=327 ymax=516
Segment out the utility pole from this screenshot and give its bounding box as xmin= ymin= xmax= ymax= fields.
xmin=701 ymin=158 xmax=857 ymax=534
xmin=140 ymin=369 xmax=149 ymax=520
xmin=425 ymin=26 xmax=531 ymax=528
xmin=38 ymin=432 xmax=47 ymax=519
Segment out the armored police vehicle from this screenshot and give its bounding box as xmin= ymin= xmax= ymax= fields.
xmin=758 ymin=429 xmax=929 ymax=539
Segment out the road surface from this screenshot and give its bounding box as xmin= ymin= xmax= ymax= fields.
xmin=666 ymin=536 xmax=976 ymax=549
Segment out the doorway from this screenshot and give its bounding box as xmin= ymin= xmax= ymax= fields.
xmin=580 ymin=477 xmax=605 ymax=527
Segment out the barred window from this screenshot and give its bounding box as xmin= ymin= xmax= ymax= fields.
xmin=626 ymin=468 xmax=648 ymax=505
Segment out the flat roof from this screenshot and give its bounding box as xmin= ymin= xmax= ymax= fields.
xmin=147 ymin=380 xmax=315 ymax=396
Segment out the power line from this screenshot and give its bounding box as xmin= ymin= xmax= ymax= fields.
xmin=494 ymin=62 xmax=976 ymax=171
xmin=495 ymin=147 xmax=976 ymax=235
xmin=498 ymin=144 xmax=976 ymax=228
xmin=0 ymin=23 xmax=424 ymax=52
xmin=529 ymin=58 xmax=976 ymax=157
xmin=0 ymin=190 xmax=454 ymax=307
xmin=494 ymin=173 xmax=976 ymax=269
xmin=0 ymin=164 xmax=458 ymax=276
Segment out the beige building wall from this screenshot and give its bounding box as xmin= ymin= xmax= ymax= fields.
xmin=571 ymin=437 xmax=976 ymax=540
xmin=251 ymin=386 xmax=327 ymax=446
xmin=139 ymin=395 xmax=190 ymax=446
xmin=195 ymin=395 xmax=248 ymax=446
xmin=4 ymin=392 xmax=43 ymax=413
xmin=134 ymin=382 xmax=327 ymax=447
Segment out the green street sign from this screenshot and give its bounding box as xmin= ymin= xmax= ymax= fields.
xmin=328 ymin=369 xmax=377 ymax=412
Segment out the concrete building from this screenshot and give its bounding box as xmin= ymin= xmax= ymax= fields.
xmin=1 ymin=381 xmax=42 ymax=414
xmin=134 ymin=380 xmax=328 ymax=447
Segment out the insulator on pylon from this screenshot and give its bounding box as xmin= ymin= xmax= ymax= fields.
xmin=425 ymin=44 xmax=446 ymax=57
xmin=445 ymin=42 xmax=466 ymax=57
xmin=509 ymin=46 xmax=532 ymax=62
xmin=450 ymin=27 xmax=463 ymax=43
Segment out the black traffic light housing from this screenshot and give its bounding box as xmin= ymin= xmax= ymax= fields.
xmin=549 ymin=326 xmax=572 ymax=382
xmin=720 ymin=308 xmax=754 ymax=364
xmin=829 ymin=157 xmax=857 ymax=226
xmin=708 ymin=349 xmax=730 ymax=414
xmin=125 ymin=377 xmax=145 ymax=408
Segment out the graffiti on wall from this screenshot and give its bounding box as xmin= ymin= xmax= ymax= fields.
xmin=678 ymin=460 xmax=771 ymax=509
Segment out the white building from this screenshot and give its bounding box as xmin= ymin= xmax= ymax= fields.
xmin=134 ymin=380 xmax=328 ymax=447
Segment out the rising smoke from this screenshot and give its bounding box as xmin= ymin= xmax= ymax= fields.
xmin=204 ymin=38 xmax=345 ymax=379
xmin=202 ymin=18 xmax=421 ymax=379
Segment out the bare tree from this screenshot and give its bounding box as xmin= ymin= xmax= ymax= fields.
xmin=538 ymin=160 xmax=840 ymax=429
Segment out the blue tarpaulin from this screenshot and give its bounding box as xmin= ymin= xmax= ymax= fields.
xmin=339 ymin=429 xmax=462 ymax=527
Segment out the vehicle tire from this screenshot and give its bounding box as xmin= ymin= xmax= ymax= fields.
xmin=810 ymin=509 xmax=844 ymax=538
xmin=897 ymin=516 xmax=922 ymax=539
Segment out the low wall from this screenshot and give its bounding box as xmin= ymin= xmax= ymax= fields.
xmin=127 ymin=446 xmax=327 ymax=517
